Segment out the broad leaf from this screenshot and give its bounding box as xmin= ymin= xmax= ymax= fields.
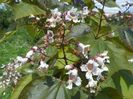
xmin=10 ymin=75 xmax=33 ymax=99
xmin=119 ymin=28 xmax=133 ymax=51
xmin=11 ymin=2 xmax=45 ymax=20
xmin=17 ymin=77 xmax=89 ymax=99
xmin=120 ymin=77 xmax=133 ymax=99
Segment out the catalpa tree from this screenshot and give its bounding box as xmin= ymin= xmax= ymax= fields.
xmin=0 ymin=0 xmax=133 ymax=99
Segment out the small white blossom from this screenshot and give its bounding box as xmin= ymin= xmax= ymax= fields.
xmin=36 ymin=17 xmax=40 ymax=20
xmin=95 ymin=51 xmax=110 ymax=67
xmin=15 ymin=0 xmax=21 ymax=3
xmin=86 ymin=80 xmax=98 ymax=93
xmin=64 ymin=7 xmax=81 ymax=23
xmin=128 ymin=58 xmax=133 ymax=63
xmin=51 ymin=8 xmax=62 ymax=17
xmin=17 ymin=56 xmax=28 ymax=64
xmin=65 ymin=64 xmax=74 ymax=70
xmin=29 ymin=14 xmax=36 ymax=19
xmin=47 ymin=30 xmax=54 ymax=43
xmin=77 ymin=42 xmax=90 ymax=58
xmin=66 ymin=67 xmax=82 ymax=89
xmin=82 ymin=6 xmax=90 ymax=15
xmin=46 ymin=8 xmax=62 ymax=28
xmin=26 ymin=46 xmax=38 ymax=59
xmin=38 ymin=60 xmax=49 ymax=69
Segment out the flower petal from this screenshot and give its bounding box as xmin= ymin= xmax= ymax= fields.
xmin=74 ymin=76 xmax=82 ymax=86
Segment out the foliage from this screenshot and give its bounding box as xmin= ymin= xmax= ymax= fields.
xmin=0 ymin=0 xmax=133 ymax=99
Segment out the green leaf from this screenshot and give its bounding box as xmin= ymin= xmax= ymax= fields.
xmin=119 ymin=28 xmax=133 ymax=51
xmin=111 ymin=70 xmax=133 ymax=99
xmin=98 ymin=25 xmax=111 ymax=36
xmin=61 ymin=0 xmax=71 ymax=3
xmin=0 ymin=0 xmax=9 ymax=3
xmin=69 ymin=23 xmax=90 ymax=38
xmin=96 ymin=87 xmax=123 ymax=99
xmin=120 ymin=77 xmax=133 ymax=99
xmin=17 ymin=77 xmax=88 ymax=99
xmin=84 ymin=0 xmax=94 ymax=9
xmin=46 ymin=46 xmax=58 ymax=58
xmin=0 ymin=31 xmax=16 ymax=43
xmin=55 ymin=50 xmax=79 ymax=69
xmin=0 ymin=87 xmax=13 ymax=99
xmin=0 ymin=28 xmax=33 ymax=65
xmin=18 ymin=77 xmax=71 ymax=99
xmin=11 ymin=2 xmax=45 ymax=20
xmin=10 ymin=75 xmax=32 ymax=99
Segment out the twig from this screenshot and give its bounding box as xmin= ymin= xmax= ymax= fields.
xmin=61 ymin=25 xmax=68 ymax=65
xmin=95 ymin=0 xmax=106 ymax=39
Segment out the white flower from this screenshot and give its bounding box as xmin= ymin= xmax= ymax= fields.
xmin=80 ymin=59 xmax=99 ymax=72
xmin=51 ymin=8 xmax=62 ymax=17
xmin=46 ymin=17 xmax=57 ymax=28
xmin=16 ymin=56 xmax=28 ymax=64
xmin=64 ymin=7 xmax=81 ymax=23
xmin=15 ymin=0 xmax=21 ymax=3
xmin=47 ymin=30 xmax=54 ymax=43
xmin=46 ymin=8 xmax=62 ymax=28
xmin=66 ymin=68 xmax=82 ymax=89
xmin=66 ymin=68 xmax=78 ymax=75
xmin=85 ymin=71 xmax=93 ymax=80
xmin=82 ymin=6 xmax=90 ymax=15
xmin=26 ymin=46 xmax=38 ymax=59
xmin=100 ymin=51 xmax=108 ymax=56
xmin=77 ymin=42 xmax=90 ymax=58
xmin=128 ymin=58 xmax=133 ymax=63
xmin=65 ymin=64 xmax=74 ymax=70
xmin=38 ymin=60 xmax=49 ymax=69
xmin=29 ymin=14 xmax=36 ymax=19
xmin=80 ymin=64 xmax=88 ymax=72
xmin=36 ymin=17 xmax=40 ymax=20
xmin=87 ymin=80 xmax=98 ymax=93
xmin=95 ymin=51 xmax=110 ymax=67
xmin=26 ymin=50 xmax=34 ymax=59
xmin=32 ymin=46 xmax=38 ymax=51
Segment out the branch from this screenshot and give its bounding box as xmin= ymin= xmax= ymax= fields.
xmin=61 ymin=25 xmax=68 ymax=65
xmin=95 ymin=0 xmax=106 ymax=39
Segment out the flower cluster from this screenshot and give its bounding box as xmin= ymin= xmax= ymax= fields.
xmin=80 ymin=51 xmax=110 ymax=93
xmin=44 ymin=30 xmax=54 ymax=45
xmin=65 ymin=42 xmax=110 ymax=93
xmin=46 ymin=6 xmax=90 ymax=28
xmin=0 ymin=31 xmax=54 ymax=87
xmin=0 ymin=62 xmax=21 ymax=88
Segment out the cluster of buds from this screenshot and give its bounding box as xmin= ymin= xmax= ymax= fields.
xmin=65 ymin=64 xmax=82 ymax=89
xmin=0 ymin=45 xmax=49 ymax=88
xmin=80 ymin=51 xmax=110 ymax=93
xmin=44 ymin=30 xmax=54 ymax=47
xmin=0 ymin=63 xmax=21 ymax=88
xmin=46 ymin=6 xmax=90 ymax=28
xmin=46 ymin=8 xmax=62 ymax=28
xmin=64 ymin=6 xmax=90 ymax=23
xmin=16 ymin=46 xmax=39 ymax=65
